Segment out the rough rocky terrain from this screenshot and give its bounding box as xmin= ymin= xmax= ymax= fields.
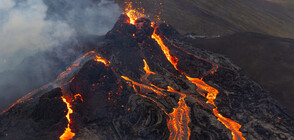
xmin=0 ymin=15 xmax=293 ymax=140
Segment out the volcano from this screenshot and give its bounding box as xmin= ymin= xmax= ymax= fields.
xmin=0 ymin=10 xmax=294 ymax=140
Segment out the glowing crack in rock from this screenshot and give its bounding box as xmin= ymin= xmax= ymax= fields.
xmin=60 ymin=96 xmax=75 ymax=140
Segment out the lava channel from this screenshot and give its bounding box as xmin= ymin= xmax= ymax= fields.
xmin=122 ymin=59 xmax=192 ymax=140
xmin=167 ymin=86 xmax=191 ymax=140
xmin=151 ymin=26 xmax=246 ymax=140
xmin=60 ymin=96 xmax=75 ymax=140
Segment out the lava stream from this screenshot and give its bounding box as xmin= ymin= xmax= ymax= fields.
xmin=122 ymin=75 xmax=191 ymax=140
xmin=140 ymin=59 xmax=156 ymax=83
xmin=95 ymin=55 xmax=110 ymax=66
xmin=213 ymin=108 xmax=245 ymax=140
xmin=143 ymin=60 xmax=191 ymax=139
xmin=167 ymin=87 xmax=191 ymax=140
xmin=59 ymin=53 xmax=108 ymax=140
xmin=151 ymin=33 xmax=179 ymax=71
xmin=151 ymin=26 xmax=245 ymax=140
xmin=186 ymin=76 xmax=219 ymax=106
xmin=122 ymin=59 xmax=191 ymax=140
xmin=121 ymin=76 xmax=165 ymax=97
xmin=60 ymin=96 xmax=75 ymax=140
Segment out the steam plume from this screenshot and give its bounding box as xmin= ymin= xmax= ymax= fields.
xmin=0 ymin=0 xmax=121 ymax=110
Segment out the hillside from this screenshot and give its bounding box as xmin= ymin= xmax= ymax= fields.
xmin=1 ymin=14 xmax=293 ymax=140
xmin=185 ymin=32 xmax=294 ymax=116
xmin=115 ymin=0 xmax=294 ymax=38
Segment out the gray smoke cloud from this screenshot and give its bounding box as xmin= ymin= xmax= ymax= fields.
xmin=0 ymin=0 xmax=122 ymax=110
xmin=0 ymin=0 xmax=75 ymax=71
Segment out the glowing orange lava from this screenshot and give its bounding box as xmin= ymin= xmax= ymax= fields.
xmin=141 ymin=59 xmax=156 ymax=83
xmin=94 ymin=55 xmax=109 ymax=66
xmin=121 ymin=76 xmax=165 ymax=97
xmin=151 ymin=22 xmax=155 ymax=28
xmin=83 ymin=51 xmax=95 ymax=58
xmin=125 ymin=2 xmax=146 ymax=25
xmin=122 ymin=59 xmax=191 ymax=140
xmin=151 ymin=26 xmax=245 ymax=140
xmin=151 ymin=31 xmax=179 ymax=71
xmin=167 ymin=86 xmax=191 ymax=140
xmin=186 ymin=76 xmax=218 ymax=106
xmin=60 ymin=96 xmax=75 ymax=140
xmin=74 ymin=94 xmax=84 ymax=102
xmin=122 ymin=75 xmax=191 ymax=140
xmin=213 ymin=108 xmax=245 ymax=140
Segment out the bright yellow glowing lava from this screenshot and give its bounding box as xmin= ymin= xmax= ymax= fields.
xmin=126 ymin=10 xmax=137 ymax=25
xmin=125 ymin=2 xmax=146 ymax=25
xmin=141 ymin=59 xmax=156 ymax=83
xmin=60 ymin=96 xmax=75 ymax=140
xmin=94 ymin=55 xmax=109 ymax=66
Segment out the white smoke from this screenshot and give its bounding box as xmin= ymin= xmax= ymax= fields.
xmin=0 ymin=0 xmax=74 ymax=71
xmin=0 ymin=0 xmax=122 ymax=110
xmin=61 ymin=0 xmax=122 ymax=35
xmin=0 ymin=0 xmax=122 ymax=72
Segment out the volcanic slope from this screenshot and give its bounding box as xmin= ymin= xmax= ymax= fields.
xmin=0 ymin=15 xmax=294 ymax=140
xmin=185 ymin=32 xmax=294 ymax=117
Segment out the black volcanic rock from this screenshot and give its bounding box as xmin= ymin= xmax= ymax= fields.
xmin=0 ymin=88 xmax=66 ymax=140
xmin=134 ymin=18 xmax=154 ymax=43
xmin=185 ymin=32 xmax=294 ymax=117
xmin=106 ymin=14 xmax=136 ymax=40
xmin=0 ymin=15 xmax=294 ymax=140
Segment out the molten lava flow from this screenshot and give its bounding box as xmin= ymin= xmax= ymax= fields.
xmin=74 ymin=94 xmax=83 ymax=102
xmin=141 ymin=59 xmax=165 ymax=91
xmin=122 ymin=75 xmax=168 ymax=114
xmin=121 ymin=76 xmax=165 ymax=97
xmin=186 ymin=76 xmax=218 ymax=106
xmin=60 ymin=96 xmax=75 ymax=140
xmin=151 ymin=22 xmax=155 ymax=28
xmin=122 ymin=59 xmax=191 ymax=140
xmin=141 ymin=59 xmax=156 ymax=83
xmin=122 ymin=75 xmax=191 ymax=140
xmin=167 ymin=87 xmax=191 ymax=140
xmin=213 ymin=108 xmax=245 ymax=140
xmin=94 ymin=55 xmax=109 ymax=66
xmin=151 ymin=26 xmax=245 ymax=140
xmin=151 ymin=31 xmax=179 ymax=71
xmin=83 ymin=51 xmax=95 ymax=58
